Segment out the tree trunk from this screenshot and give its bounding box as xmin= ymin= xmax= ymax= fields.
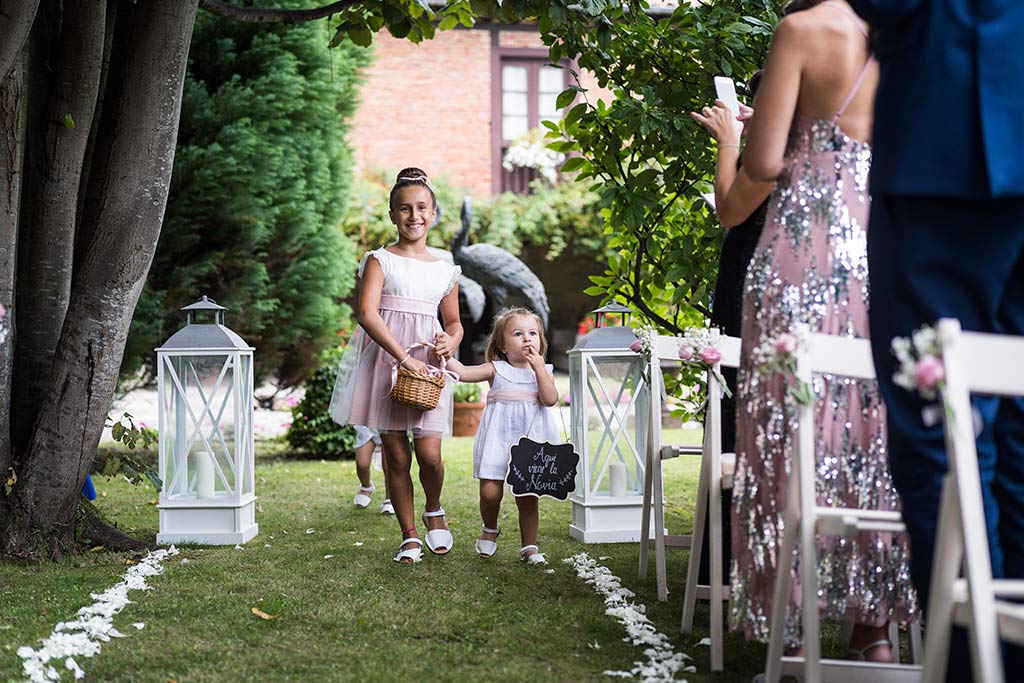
xmin=0 ymin=0 xmax=40 ymax=80
xmin=12 ymin=0 xmax=105 ymax=454
xmin=0 ymin=52 xmax=25 ymax=486
xmin=1 ymin=0 xmax=198 ymax=558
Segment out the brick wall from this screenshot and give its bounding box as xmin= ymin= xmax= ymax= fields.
xmin=350 ymin=25 xmax=615 ymax=195
xmin=350 ymin=29 xmax=493 ymax=195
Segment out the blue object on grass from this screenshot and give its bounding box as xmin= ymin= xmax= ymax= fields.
xmin=81 ymin=474 xmax=96 ymax=501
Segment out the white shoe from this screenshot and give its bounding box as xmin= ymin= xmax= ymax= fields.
xmin=475 ymin=525 xmax=500 ymax=558
xmin=380 ymin=498 xmax=395 ymax=515
xmin=353 ymin=485 xmax=374 ymax=508
xmin=393 ymin=537 xmax=423 ymax=564
xmin=520 ymin=545 xmax=547 ymax=565
xmin=422 ymin=508 xmax=453 ymax=555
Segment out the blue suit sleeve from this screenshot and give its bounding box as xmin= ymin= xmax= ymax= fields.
xmin=848 ymin=0 xmax=926 ymax=28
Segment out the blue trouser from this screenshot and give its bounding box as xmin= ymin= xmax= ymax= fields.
xmin=868 ymin=195 xmax=1024 ymax=682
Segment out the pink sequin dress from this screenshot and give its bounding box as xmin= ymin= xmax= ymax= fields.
xmin=730 ymin=62 xmax=917 ymax=644
xmin=329 ymin=249 xmax=460 ymax=436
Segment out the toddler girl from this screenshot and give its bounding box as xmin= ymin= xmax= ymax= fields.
xmin=351 ymin=426 xmax=393 ymax=515
xmin=330 ymin=168 xmax=463 ymax=563
xmin=446 ymin=307 xmax=559 ymax=564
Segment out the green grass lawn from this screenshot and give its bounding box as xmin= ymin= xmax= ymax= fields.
xmin=1 ymin=431 xmax=776 ymax=683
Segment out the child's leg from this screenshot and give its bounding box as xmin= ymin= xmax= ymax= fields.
xmin=412 ymin=434 xmax=445 ymax=522
xmin=379 ymin=443 xmax=393 ymax=512
xmin=354 ymin=439 xmax=375 ymax=490
xmin=479 ymin=479 xmax=504 ymax=541
xmin=515 ymin=495 xmax=540 ymax=553
xmin=380 ymin=432 xmax=417 ymax=540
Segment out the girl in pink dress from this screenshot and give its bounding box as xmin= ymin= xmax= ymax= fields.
xmin=330 ymin=168 xmax=463 ymax=564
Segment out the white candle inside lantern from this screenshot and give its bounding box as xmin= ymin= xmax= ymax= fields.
xmin=195 ymin=450 xmax=215 ymax=498
xmin=609 ymin=462 xmax=627 ymax=497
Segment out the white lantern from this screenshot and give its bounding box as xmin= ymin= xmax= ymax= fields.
xmin=155 ymin=296 xmax=258 ymax=545
xmin=568 ymin=303 xmax=651 ymax=543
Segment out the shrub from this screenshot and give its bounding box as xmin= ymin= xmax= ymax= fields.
xmin=453 ymin=382 xmax=482 ymax=403
xmin=285 ymin=349 xmax=356 ymax=459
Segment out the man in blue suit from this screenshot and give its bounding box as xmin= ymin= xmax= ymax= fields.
xmin=849 ymin=1 xmax=1024 ymax=680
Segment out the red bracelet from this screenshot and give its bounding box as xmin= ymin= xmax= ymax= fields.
xmin=400 ymin=527 xmax=416 ymax=534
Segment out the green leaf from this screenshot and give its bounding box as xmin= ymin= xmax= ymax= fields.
xmin=438 ymin=14 xmax=459 ymax=30
xmin=555 ymin=88 xmax=579 ymax=110
xmin=350 ymin=27 xmax=372 ymax=47
xmin=559 ymin=156 xmax=587 ymax=173
xmin=63 ymin=114 xmax=74 ymax=129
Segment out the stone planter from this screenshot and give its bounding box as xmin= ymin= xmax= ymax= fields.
xmin=452 ymin=401 xmax=485 ymax=437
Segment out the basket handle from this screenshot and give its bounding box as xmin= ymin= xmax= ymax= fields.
xmin=394 ymin=342 xmax=459 ymax=382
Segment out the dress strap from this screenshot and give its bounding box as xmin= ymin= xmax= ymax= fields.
xmin=823 ymin=1 xmax=873 ymax=124
xmin=823 ymin=0 xmax=868 ymax=38
xmin=831 ymin=57 xmax=873 ymax=124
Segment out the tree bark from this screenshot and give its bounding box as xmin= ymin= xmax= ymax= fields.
xmin=2 ymin=0 xmax=198 ymax=557
xmin=12 ymin=0 xmax=105 ymax=454
xmin=0 ymin=0 xmax=40 ymax=81
xmin=198 ymin=0 xmax=359 ymax=23
xmin=0 ymin=51 xmax=25 ymax=486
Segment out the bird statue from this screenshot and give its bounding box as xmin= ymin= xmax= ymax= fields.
xmin=451 ymin=197 xmax=550 ymax=330
xmin=425 ymin=246 xmax=487 ymax=323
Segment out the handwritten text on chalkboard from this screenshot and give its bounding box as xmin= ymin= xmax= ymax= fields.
xmin=505 ymin=437 xmax=580 ymax=500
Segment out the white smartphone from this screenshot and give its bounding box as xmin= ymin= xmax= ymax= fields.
xmin=713 ymin=76 xmax=744 ymax=138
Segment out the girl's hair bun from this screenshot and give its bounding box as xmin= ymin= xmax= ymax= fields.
xmin=396 ymin=167 xmax=429 ymax=183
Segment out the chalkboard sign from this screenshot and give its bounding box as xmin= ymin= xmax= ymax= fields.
xmin=505 ymin=437 xmax=580 ymax=501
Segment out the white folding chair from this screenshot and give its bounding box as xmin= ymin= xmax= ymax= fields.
xmin=765 ymin=327 xmax=922 ymax=683
xmin=922 ymin=318 xmax=1024 ymax=683
xmin=637 ymin=331 xmax=740 ymax=673
xmin=678 ymin=334 xmax=741 ymax=673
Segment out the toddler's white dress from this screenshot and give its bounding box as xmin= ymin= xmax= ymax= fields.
xmin=473 ymin=360 xmax=561 ymax=480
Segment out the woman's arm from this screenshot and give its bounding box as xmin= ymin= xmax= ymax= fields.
xmin=433 ymin=283 xmax=464 ymax=361
xmin=690 ymin=101 xmax=774 ymax=228
xmin=741 ymin=17 xmax=804 ymax=183
xmin=445 ymin=358 xmax=495 ymax=384
xmin=356 ymin=257 xmax=430 ymax=375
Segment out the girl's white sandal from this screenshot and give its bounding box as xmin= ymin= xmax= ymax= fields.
xmin=475 ymin=525 xmax=500 ymax=558
xmin=353 ymin=485 xmax=375 ymax=508
xmin=422 ymin=508 xmax=453 ymax=555
xmin=519 ymin=545 xmax=547 ymax=565
xmin=380 ymin=498 xmax=395 ymax=515
xmin=393 ymin=537 xmax=423 ymax=564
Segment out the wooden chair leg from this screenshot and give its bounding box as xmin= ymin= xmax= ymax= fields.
xmin=922 ymin=476 xmax=964 ymax=681
xmin=638 ymin=429 xmax=655 ymax=578
xmin=653 ymin=450 xmax=669 ymax=601
xmin=765 ymin=477 xmax=800 ymax=683
xmin=681 ymin=425 xmax=713 ymax=632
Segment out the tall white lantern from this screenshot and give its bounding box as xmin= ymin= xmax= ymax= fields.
xmin=568 ymin=303 xmax=651 ymax=543
xmin=155 ymin=296 xmax=258 ymax=545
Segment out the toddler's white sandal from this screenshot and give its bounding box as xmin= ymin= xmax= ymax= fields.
xmin=393 ymin=537 xmax=423 ymax=564
xmin=380 ymin=498 xmax=395 ymax=515
xmin=353 ymin=485 xmax=374 ymax=509
xmin=519 ymin=545 xmax=547 ymax=565
xmin=475 ymin=525 xmax=500 ymax=558
xmin=422 ymin=508 xmax=453 ymax=555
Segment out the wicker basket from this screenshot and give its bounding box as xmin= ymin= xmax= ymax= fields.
xmin=391 ymin=367 xmax=446 ymax=411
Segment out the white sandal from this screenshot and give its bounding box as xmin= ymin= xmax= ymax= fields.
xmin=422 ymin=508 xmax=453 ymax=555
xmin=353 ymin=485 xmax=374 ymax=508
xmin=520 ymin=545 xmax=547 ymax=565
xmin=379 ymin=498 xmax=395 ymax=515
xmin=475 ymin=525 xmax=500 ymax=558
xmin=393 ymin=537 xmax=423 ymax=564
xmin=847 ymin=638 xmax=892 ymax=662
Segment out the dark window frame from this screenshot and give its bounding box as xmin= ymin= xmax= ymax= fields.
xmin=490 ymin=29 xmax=570 ymax=194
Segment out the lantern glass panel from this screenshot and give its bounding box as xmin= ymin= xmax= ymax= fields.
xmin=582 ymin=355 xmax=647 ymax=497
xmin=163 ymin=353 xmax=239 ymax=500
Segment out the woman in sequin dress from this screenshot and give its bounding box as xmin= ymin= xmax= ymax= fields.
xmin=728 ymin=0 xmax=916 ymax=660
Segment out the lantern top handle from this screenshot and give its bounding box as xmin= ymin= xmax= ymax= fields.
xmin=592 ymin=302 xmax=633 ymax=328
xmin=182 ymin=295 xmax=228 ymax=326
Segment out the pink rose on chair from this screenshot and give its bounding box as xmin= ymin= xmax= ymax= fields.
xmin=678 ymin=345 xmax=694 ymax=361
xmin=698 ymin=346 xmax=722 ymax=365
xmin=913 ymin=354 xmax=945 ymax=391
xmin=774 ymin=333 xmax=798 ymax=355
xmin=629 ymin=339 xmax=643 ymax=353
